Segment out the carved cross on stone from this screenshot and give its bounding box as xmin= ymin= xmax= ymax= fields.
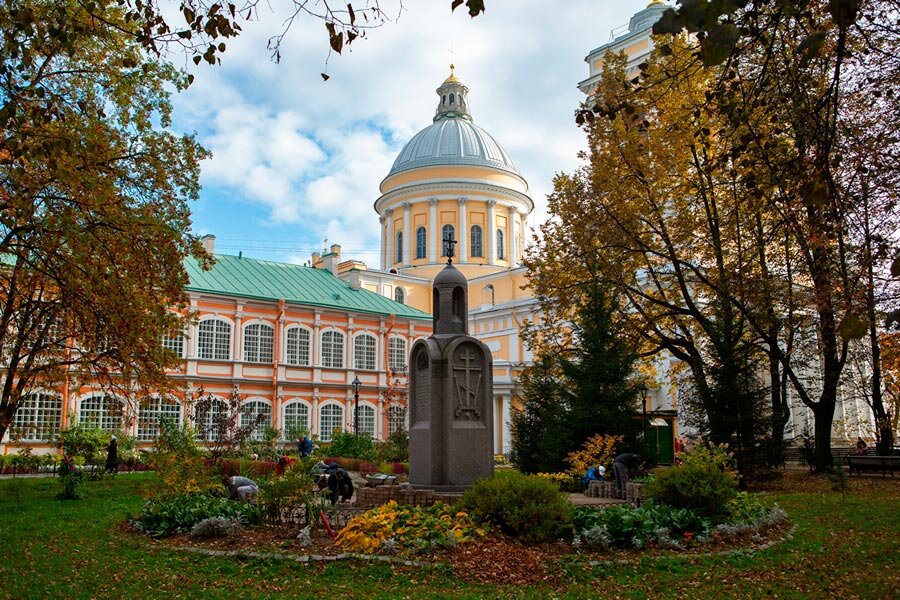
xmin=443 ymin=231 xmax=457 ymax=264
xmin=453 ymin=347 xmax=482 ymax=419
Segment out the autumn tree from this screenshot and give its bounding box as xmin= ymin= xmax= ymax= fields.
xmin=650 ymin=0 xmax=900 ymax=468
xmin=0 ymin=0 xmax=210 ymax=440
xmin=531 ymin=41 xmax=780 ymax=475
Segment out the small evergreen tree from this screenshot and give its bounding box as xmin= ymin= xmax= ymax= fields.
xmin=512 ymin=281 xmax=642 ymax=473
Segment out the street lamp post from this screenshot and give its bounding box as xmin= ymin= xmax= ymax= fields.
xmin=352 ymin=377 xmax=361 ymax=438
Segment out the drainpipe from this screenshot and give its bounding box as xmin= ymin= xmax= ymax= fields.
xmin=272 ymin=299 xmax=285 ymax=433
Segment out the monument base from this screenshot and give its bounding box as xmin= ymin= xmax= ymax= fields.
xmin=406 ymin=482 xmax=471 ymax=494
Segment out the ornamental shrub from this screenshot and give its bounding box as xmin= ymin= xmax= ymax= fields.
xmin=566 ymin=434 xmax=622 ymax=478
xmin=257 ymin=460 xmax=317 ymax=524
xmin=572 ymin=501 xmax=709 ymax=550
xmin=335 ymin=500 xmax=485 ymax=554
xmin=136 ymin=493 xmax=260 ymax=537
xmin=643 ymin=445 xmax=738 ymax=521
xmin=189 ymin=517 xmax=242 ymax=539
xmin=458 ymin=471 xmax=573 ymax=542
xmin=328 ymin=432 xmax=377 ymax=462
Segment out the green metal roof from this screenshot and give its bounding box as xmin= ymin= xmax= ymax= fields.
xmin=184 ymin=254 xmax=431 ymax=321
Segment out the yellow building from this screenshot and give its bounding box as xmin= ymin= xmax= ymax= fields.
xmin=326 ymin=67 xmax=537 ymax=454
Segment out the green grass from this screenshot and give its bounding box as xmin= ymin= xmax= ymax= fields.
xmin=1 ymin=473 xmax=898 ymax=598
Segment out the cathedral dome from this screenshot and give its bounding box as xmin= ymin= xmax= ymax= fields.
xmin=384 ymin=65 xmax=520 ymax=181
xmin=386 ymin=118 xmax=520 ymax=179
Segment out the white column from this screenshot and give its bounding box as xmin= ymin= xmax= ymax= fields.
xmin=487 ymin=200 xmax=497 ymax=265
xmin=384 ymin=208 xmax=394 ymax=267
xmin=502 ymin=395 xmax=512 ymax=454
xmin=232 ymin=306 xmax=243 ymax=378
xmin=428 ymin=198 xmax=438 ymax=263
xmin=312 ymin=315 xmax=321 ymax=367
xmin=345 ymin=317 xmax=354 ymax=370
xmin=458 ymin=197 xmax=468 ymax=262
xmin=312 ymin=392 xmax=320 ymax=437
xmin=402 ymin=202 xmax=411 ymax=266
xmin=508 ymin=206 xmax=519 ymax=268
xmin=379 ymin=216 xmax=386 ymax=270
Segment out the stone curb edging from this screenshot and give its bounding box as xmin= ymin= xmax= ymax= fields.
xmin=162 ymin=523 xmax=798 ymax=570
xmin=587 ymin=523 xmax=798 ymax=566
xmin=170 ymin=544 xmax=432 ymax=567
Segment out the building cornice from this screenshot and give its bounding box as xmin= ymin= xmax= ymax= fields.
xmin=375 ymin=181 xmax=534 ymax=216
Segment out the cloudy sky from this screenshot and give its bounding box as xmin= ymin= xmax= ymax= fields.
xmin=171 ymin=0 xmax=652 ymax=266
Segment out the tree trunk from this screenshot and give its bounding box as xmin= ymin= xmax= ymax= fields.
xmin=812 ymin=388 xmax=837 ymax=471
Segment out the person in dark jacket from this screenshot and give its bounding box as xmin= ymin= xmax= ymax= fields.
xmin=105 ymin=435 xmax=118 ymax=473
xmin=327 ymin=466 xmax=354 ymax=505
xmin=613 ymin=453 xmax=642 ymax=498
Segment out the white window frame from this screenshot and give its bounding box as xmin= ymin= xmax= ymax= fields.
xmin=354 ymin=333 xmax=377 ymax=371
xmin=162 ymin=334 xmax=185 ymax=358
xmin=321 ymin=330 xmax=345 ymax=369
xmin=11 ymin=391 xmax=62 ymax=441
xmin=195 ymin=396 xmax=227 ymax=442
xmin=197 ymin=317 xmax=232 ymax=361
xmin=137 ymin=396 xmax=181 ymax=442
xmin=388 ymin=405 xmax=407 ymax=437
xmin=388 ymin=336 xmax=407 ymax=374
xmin=243 ymin=322 xmax=274 ymax=364
xmin=240 ymin=398 xmax=272 ymax=441
xmin=354 ymin=403 xmax=376 ymax=438
xmin=497 ymin=228 xmax=505 ymax=260
xmin=394 ymin=287 xmax=405 ymax=304
xmin=318 ymin=403 xmax=344 ymax=442
xmin=78 ymin=393 xmax=124 ymax=432
xmin=282 ymin=400 xmax=311 ymax=438
xmin=284 ymin=325 xmax=312 ymax=366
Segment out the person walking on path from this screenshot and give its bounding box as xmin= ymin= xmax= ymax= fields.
xmin=105 ymin=435 xmax=118 ymax=474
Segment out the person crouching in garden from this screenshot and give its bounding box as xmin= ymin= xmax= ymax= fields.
xmin=327 ymin=466 xmax=354 ymax=505
xmin=581 ymin=464 xmax=606 ymax=493
xmin=613 ymin=453 xmax=642 ymax=499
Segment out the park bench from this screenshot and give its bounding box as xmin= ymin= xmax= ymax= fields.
xmin=846 ymin=455 xmax=900 ymax=477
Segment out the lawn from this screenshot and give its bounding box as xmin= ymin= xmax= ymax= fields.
xmin=0 ymin=472 xmax=897 ymax=599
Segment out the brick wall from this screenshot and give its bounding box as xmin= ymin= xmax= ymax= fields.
xmin=356 ymin=485 xmax=462 ymax=508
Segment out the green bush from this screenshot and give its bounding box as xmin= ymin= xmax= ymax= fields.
xmin=458 ymin=471 xmax=573 ymax=542
xmin=328 ymin=432 xmax=377 ymax=462
xmin=136 ymin=493 xmax=260 ymax=537
xmin=257 ymin=461 xmax=317 ymax=524
xmin=375 ymin=430 xmax=409 ymax=463
xmin=643 ymin=445 xmax=738 ymax=521
xmin=58 ymin=421 xmax=109 ymax=463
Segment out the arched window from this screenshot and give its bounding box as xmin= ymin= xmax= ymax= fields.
xmin=354 ymin=333 xmax=377 ymax=370
xmin=449 ymin=93 xmax=455 ymax=105
xmin=243 ymin=323 xmax=274 ymax=363
xmin=240 ymin=400 xmax=272 ymax=441
xmin=388 ymin=406 xmax=407 ymax=437
xmin=283 ymin=401 xmax=310 ymax=438
xmin=285 ymin=326 xmax=311 ymax=366
xmin=415 ymin=226 xmax=427 ymax=259
xmin=354 ymin=404 xmax=376 ymax=438
xmin=137 ymin=396 xmax=181 ymax=442
xmin=496 ymin=228 xmax=505 ymax=260
xmin=11 ymin=392 xmax=62 ymax=441
xmin=198 ymin=318 xmax=231 ymax=360
xmin=396 ymin=231 xmax=403 ymax=264
xmin=394 ymin=287 xmax=405 ymax=304
xmin=388 ymin=337 xmax=407 ymax=373
xmin=470 ymin=225 xmax=483 ymax=257
xmin=79 ymin=394 xmax=124 ymax=431
xmin=442 ymin=224 xmax=455 ymax=256
xmin=319 ymin=404 xmax=344 ymax=442
xmin=195 ymin=397 xmax=227 ymax=442
xmin=483 ymin=284 xmax=495 ymax=306
xmin=321 ymin=330 xmax=344 ymax=368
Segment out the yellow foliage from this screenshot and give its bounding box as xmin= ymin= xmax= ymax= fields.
xmin=566 ymin=434 xmax=622 ymax=477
